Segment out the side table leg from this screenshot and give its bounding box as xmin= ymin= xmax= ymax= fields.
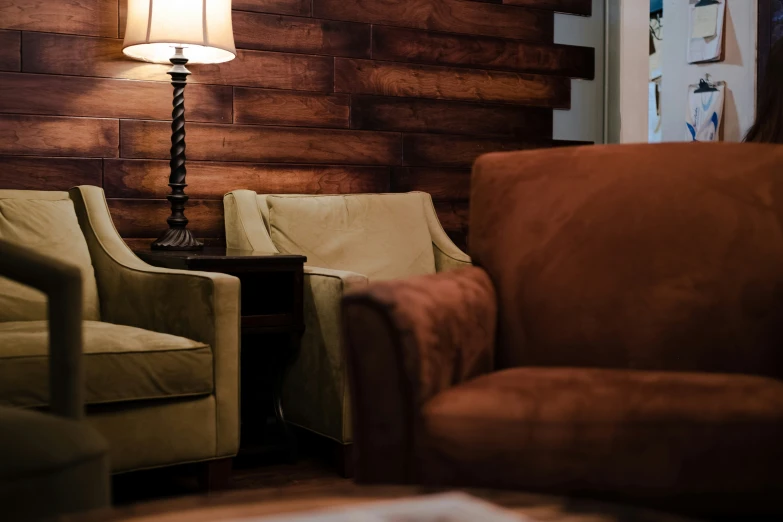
xmin=273 ymin=334 xmax=299 ymax=463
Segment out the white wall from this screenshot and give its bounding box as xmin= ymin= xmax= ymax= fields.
xmin=660 ymin=0 xmax=757 ymax=142
xmin=606 ymin=0 xmax=650 ymax=143
xmin=553 ymin=0 xmax=606 ymax=144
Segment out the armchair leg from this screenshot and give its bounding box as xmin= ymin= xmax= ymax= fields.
xmin=197 ymin=458 xmax=233 ymax=492
xmin=337 ymin=443 xmax=354 ymax=479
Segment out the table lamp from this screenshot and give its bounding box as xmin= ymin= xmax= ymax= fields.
xmin=123 ymin=0 xmax=236 ymax=250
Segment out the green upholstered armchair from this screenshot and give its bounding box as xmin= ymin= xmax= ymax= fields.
xmin=0 ymin=187 xmax=240 ymax=477
xmin=0 ymin=239 xmax=110 ymax=520
xmin=223 ymin=190 xmax=470 ymax=466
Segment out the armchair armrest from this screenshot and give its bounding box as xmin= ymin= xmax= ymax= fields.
xmin=286 ymin=266 xmax=368 ymax=442
xmin=0 ymin=240 xmax=83 ymax=420
xmin=303 ymin=266 xmax=369 ymax=357
xmin=69 ymin=186 xmax=240 ymax=457
xmin=342 ymin=266 xmax=496 ymax=483
xmin=419 ymin=192 xmax=471 ymax=272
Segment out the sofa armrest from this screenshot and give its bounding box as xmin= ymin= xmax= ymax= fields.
xmin=69 ymin=186 xmax=240 ymax=457
xmin=0 ymin=240 xmax=83 ymax=420
xmin=342 ymin=266 xmax=496 ymax=483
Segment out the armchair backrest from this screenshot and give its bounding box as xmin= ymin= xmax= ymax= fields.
xmin=225 ymin=191 xmax=467 ymax=280
xmin=0 ymin=190 xmax=100 ymax=322
xmin=470 ymin=143 xmax=783 ymax=378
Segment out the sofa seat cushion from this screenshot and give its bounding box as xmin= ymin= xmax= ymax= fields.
xmin=420 ymin=367 xmax=783 ymax=504
xmin=0 ymin=321 xmax=214 ymax=408
xmin=266 ymin=193 xmax=436 ymax=281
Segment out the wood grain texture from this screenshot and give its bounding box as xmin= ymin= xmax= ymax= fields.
xmin=350 ymin=95 xmax=552 ymax=137
xmin=0 ymin=115 xmax=118 ymax=157
xmin=234 ymin=89 xmax=350 ymax=127
xmin=434 ymin=200 xmax=469 ymax=234
xmin=503 ymin=0 xmax=591 ymax=16
xmin=104 ymin=159 xmax=391 ymax=199
xmin=2 ymin=0 xmax=592 ymax=246
xmin=108 ymin=199 xmax=224 ymax=238
xmin=22 ymin=33 xmax=334 ymax=91
xmin=0 ymin=72 xmax=232 ymax=123
xmin=312 ymin=0 xmax=553 ymax=41
xmin=233 ymin=11 xmax=370 ymax=58
xmin=0 ymin=155 xmax=102 ymax=190
xmin=372 ymin=26 xmax=594 ymax=79
xmin=392 ymin=167 xmax=470 ymax=200
xmin=0 ymin=30 xmax=20 ymax=71
xmin=121 ymin=120 xmax=402 ymax=165
xmin=233 ymin=0 xmax=311 ymax=15
xmin=403 ymin=133 xmax=587 ymax=167
xmin=335 ymin=59 xmax=570 ymax=108
xmin=0 ymin=0 xmax=118 ymax=37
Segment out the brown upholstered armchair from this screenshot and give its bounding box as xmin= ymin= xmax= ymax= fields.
xmin=343 ymin=143 xmax=783 ymax=518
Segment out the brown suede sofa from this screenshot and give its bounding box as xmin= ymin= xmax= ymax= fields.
xmin=342 ymin=143 xmax=783 ymax=518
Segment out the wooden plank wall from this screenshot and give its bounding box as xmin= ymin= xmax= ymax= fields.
xmin=0 ymin=0 xmax=594 ymax=249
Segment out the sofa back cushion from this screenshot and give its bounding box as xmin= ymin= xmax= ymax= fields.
xmin=470 ymin=143 xmax=783 ymax=378
xmin=0 ymin=191 xmax=100 ymax=321
xmin=265 ymin=193 xmax=436 ymax=281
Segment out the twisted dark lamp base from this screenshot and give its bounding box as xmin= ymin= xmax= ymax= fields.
xmin=152 ymin=46 xmax=203 ymax=251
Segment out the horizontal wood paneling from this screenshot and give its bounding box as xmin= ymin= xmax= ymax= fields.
xmin=0 ymin=0 xmax=118 ymax=37
xmin=350 ymin=95 xmax=552 ymax=137
xmin=233 ymin=11 xmax=370 ymax=58
xmin=503 ymin=0 xmax=591 ymax=16
xmin=434 ymin=200 xmax=470 ymax=234
xmin=372 ymin=26 xmax=594 ymax=79
xmin=1 ymin=0 xmax=591 ymax=244
xmin=0 ymin=155 xmax=102 ymax=190
xmin=0 ymin=115 xmax=118 ymax=157
xmin=335 ymin=59 xmax=570 ymax=108
xmin=108 ymin=199 xmax=225 ymax=238
xmin=0 ymin=30 xmax=20 ymax=71
xmin=233 ymin=0 xmax=311 ymax=15
xmin=313 ymin=0 xmax=553 ymax=41
xmin=104 ymin=159 xmax=390 ymax=199
xmin=22 ymin=33 xmax=334 ymax=91
xmin=121 ymin=120 xmax=402 ymax=165
xmin=403 ymin=133 xmax=587 ymax=167
xmin=234 ymin=88 xmax=350 ymax=127
xmin=393 ymin=167 xmax=470 ymax=200
xmin=0 ymin=72 xmax=232 ymax=122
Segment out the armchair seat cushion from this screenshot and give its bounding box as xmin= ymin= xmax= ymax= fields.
xmin=0 ymin=320 xmax=213 ymax=408
xmin=420 ymin=367 xmax=783 ymax=502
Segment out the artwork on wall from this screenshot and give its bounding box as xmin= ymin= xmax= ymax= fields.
xmin=758 ymin=0 xmax=783 ymax=98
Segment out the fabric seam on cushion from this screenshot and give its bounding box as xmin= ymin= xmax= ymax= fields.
xmin=0 ymin=345 xmax=211 ymax=360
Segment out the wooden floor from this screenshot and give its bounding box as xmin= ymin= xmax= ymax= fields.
xmin=113 ymin=457 xmax=348 ymax=506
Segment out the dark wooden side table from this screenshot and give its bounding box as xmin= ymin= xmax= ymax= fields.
xmin=135 ymin=248 xmax=306 ymax=460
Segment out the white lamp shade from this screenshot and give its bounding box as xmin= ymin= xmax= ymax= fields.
xmin=123 ymin=0 xmax=236 ymax=64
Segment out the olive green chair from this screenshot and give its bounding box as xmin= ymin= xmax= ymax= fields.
xmin=0 ymin=187 xmax=240 ymax=477
xmin=0 ymin=239 xmax=111 ymax=520
xmin=223 ymin=191 xmax=470 ymax=471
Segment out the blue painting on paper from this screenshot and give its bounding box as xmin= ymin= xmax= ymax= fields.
xmin=774 ymin=0 xmax=783 ymax=43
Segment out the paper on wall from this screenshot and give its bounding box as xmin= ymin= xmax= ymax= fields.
xmin=691 ymin=4 xmax=718 ymax=38
xmin=685 ymin=82 xmax=725 ymax=141
xmin=687 ymin=1 xmax=725 ymax=63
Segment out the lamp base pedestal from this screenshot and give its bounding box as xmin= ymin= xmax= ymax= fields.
xmin=151 ymin=227 xmax=204 ymax=251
